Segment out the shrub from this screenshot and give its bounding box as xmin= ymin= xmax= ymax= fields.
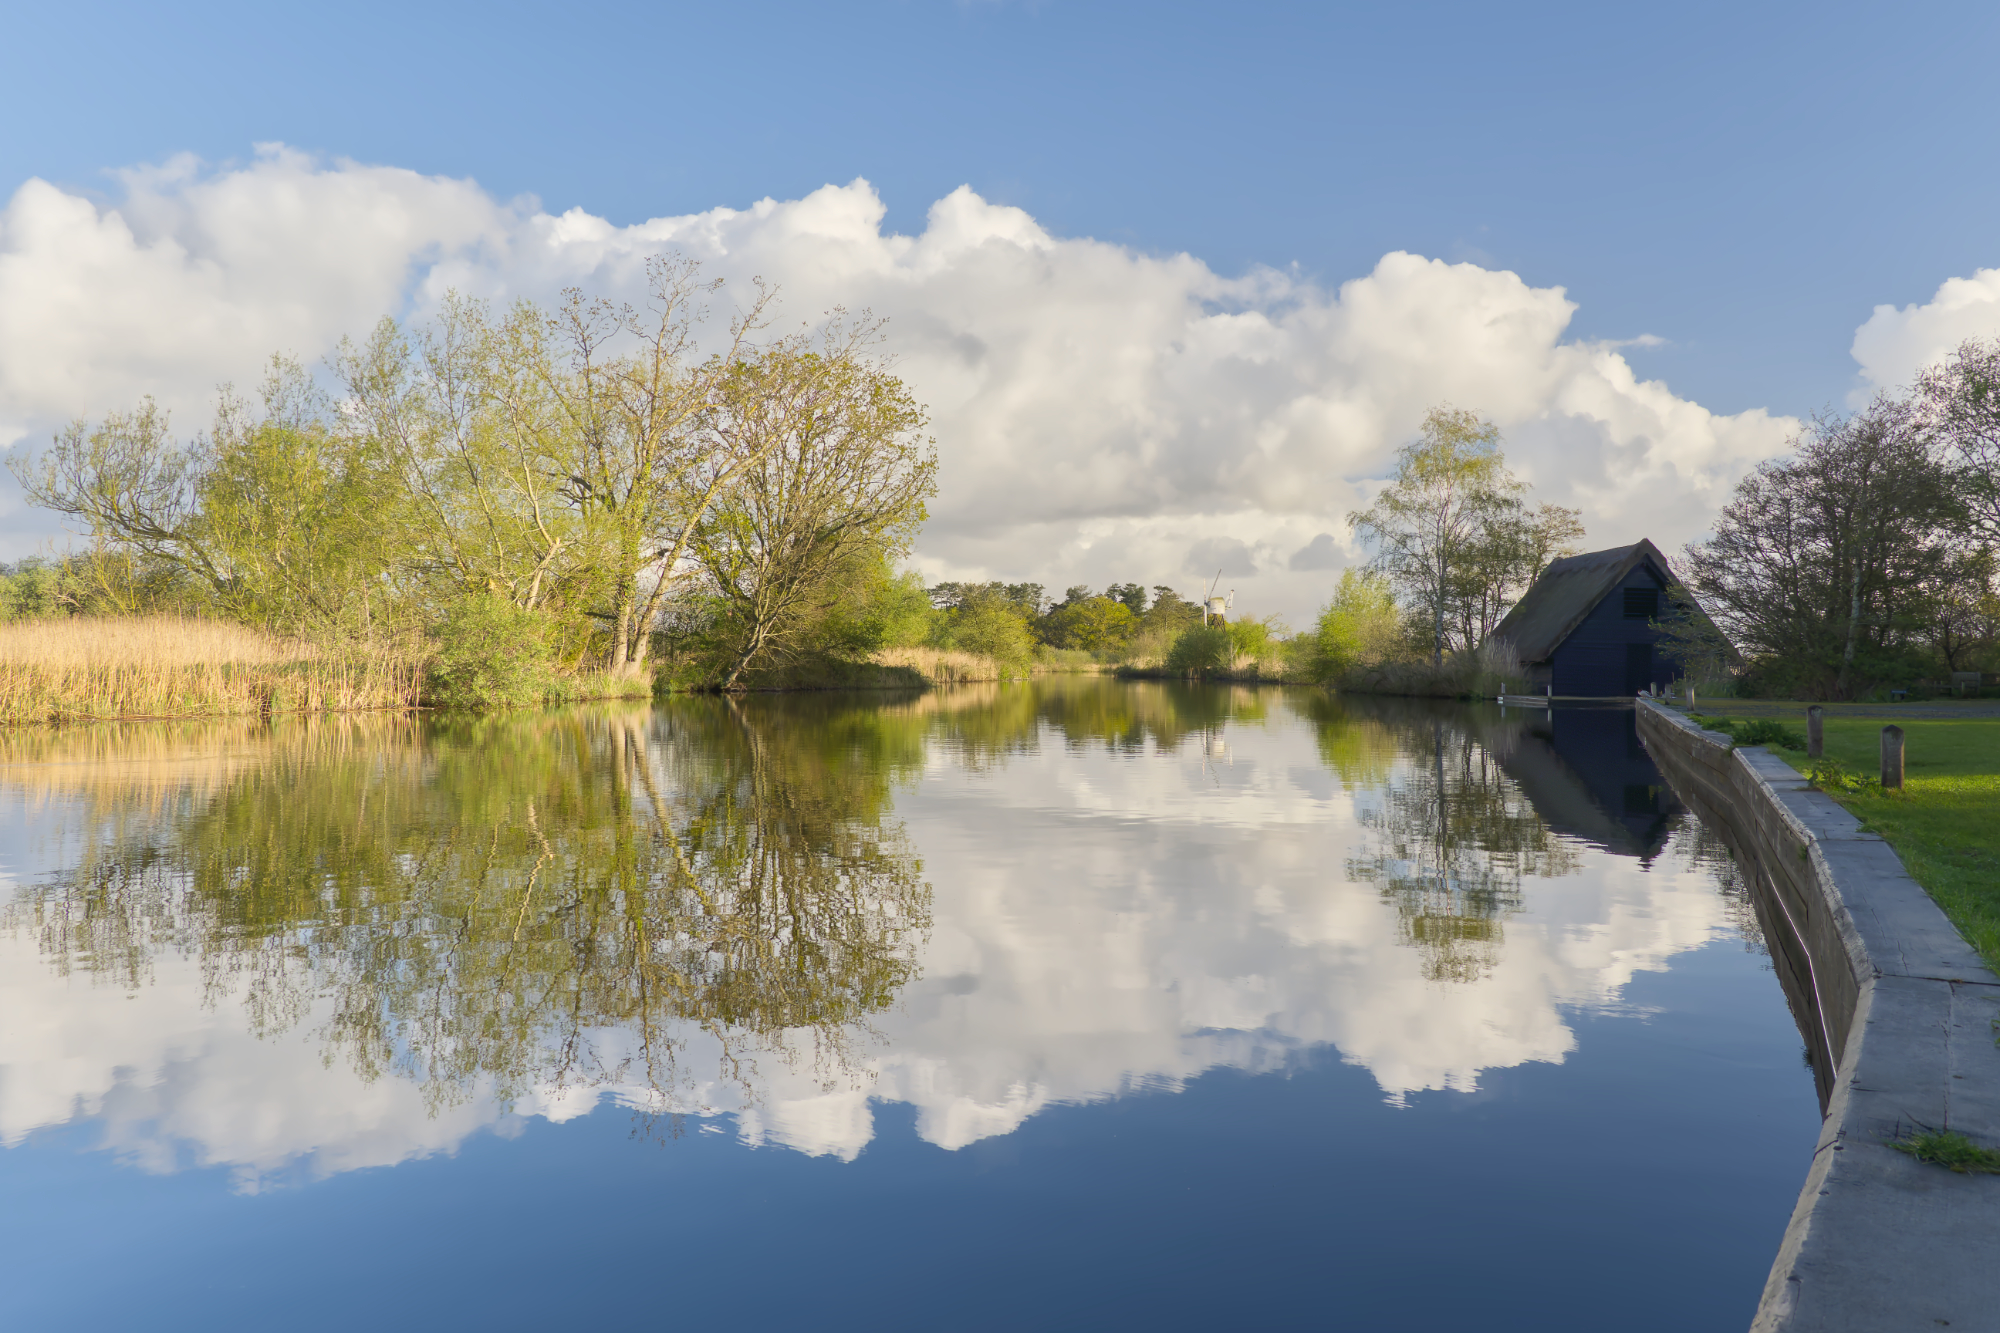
xmin=425 ymin=594 xmax=554 ymax=710
xmin=1804 ymin=755 xmax=1883 ymax=796
xmin=1309 ymin=570 xmax=1404 ymax=681
xmin=1226 ymin=617 xmax=1275 ymax=663
xmin=1691 ymin=715 xmax=1808 ymax=751
xmin=932 ymin=591 xmax=1035 ymax=676
xmin=1165 ymin=624 xmax=1232 ymax=676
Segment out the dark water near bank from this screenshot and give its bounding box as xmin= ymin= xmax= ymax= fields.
xmin=0 ymin=681 xmax=1816 ymax=1331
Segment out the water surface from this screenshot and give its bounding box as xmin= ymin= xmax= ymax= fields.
xmin=0 ymin=681 xmax=1816 ymax=1331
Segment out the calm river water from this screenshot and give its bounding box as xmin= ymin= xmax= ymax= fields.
xmin=0 ymin=680 xmax=1816 ymax=1331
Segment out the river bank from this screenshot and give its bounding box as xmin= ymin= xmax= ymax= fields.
xmin=1677 ymin=702 xmax=2000 ymax=971
xmin=0 ymin=617 xmax=1036 ymax=722
xmin=1778 ymin=713 xmax=2000 ymax=971
xmin=1636 ymin=700 xmax=2000 ymax=1332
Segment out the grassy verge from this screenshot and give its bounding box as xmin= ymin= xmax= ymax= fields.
xmin=1699 ymin=710 xmax=2000 ymax=971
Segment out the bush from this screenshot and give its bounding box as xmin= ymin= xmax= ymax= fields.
xmin=0 ymin=558 xmax=70 ymax=621
xmin=425 ymin=593 xmax=555 ymax=710
xmin=1691 ymin=715 xmax=1808 ymax=751
xmin=818 ymin=563 xmax=936 ymax=655
xmin=1309 ymin=570 xmax=1404 ymax=681
xmin=932 ymin=591 xmax=1035 ymax=676
xmin=1165 ymin=624 xmax=1232 ymax=676
xmin=1226 ymin=617 xmax=1275 ymax=664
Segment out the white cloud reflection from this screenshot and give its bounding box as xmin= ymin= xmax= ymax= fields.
xmin=0 ymin=703 xmax=1744 ymax=1180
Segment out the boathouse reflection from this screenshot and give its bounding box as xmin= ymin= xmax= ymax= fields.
xmin=1492 ymin=704 xmax=1683 ymax=861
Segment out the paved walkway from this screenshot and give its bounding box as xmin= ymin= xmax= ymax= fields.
xmin=1682 ymin=700 xmax=2000 ymax=720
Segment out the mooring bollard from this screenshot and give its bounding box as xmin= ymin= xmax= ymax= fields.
xmin=1881 ymin=725 xmax=1904 ymax=790
xmin=1807 ymin=706 xmax=1824 ymax=759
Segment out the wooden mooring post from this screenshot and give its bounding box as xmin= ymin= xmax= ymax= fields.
xmin=1881 ymin=725 xmax=1904 ymax=790
xmin=1807 ymin=706 xmax=1824 ymax=759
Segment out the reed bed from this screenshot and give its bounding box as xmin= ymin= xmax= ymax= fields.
xmin=0 ymin=617 xmax=422 ymax=725
xmin=869 ymin=646 xmax=1005 ymax=683
xmin=1336 ymin=640 xmax=1524 ymax=699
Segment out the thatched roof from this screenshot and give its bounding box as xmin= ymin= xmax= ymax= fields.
xmin=1489 ymin=539 xmax=1677 ymax=663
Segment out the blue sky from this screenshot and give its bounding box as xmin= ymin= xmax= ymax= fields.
xmin=3 ymin=1 xmax=1997 ymax=604
xmin=9 ymin=0 xmax=1995 ymax=413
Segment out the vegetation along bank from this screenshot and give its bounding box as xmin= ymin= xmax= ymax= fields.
xmin=1686 ymin=703 xmax=2000 ymax=973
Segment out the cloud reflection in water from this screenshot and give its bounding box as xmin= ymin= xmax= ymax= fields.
xmin=0 ymin=685 xmax=1757 ymax=1182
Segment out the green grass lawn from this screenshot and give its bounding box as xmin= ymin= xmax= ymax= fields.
xmin=1695 ymin=714 xmax=2000 ymax=971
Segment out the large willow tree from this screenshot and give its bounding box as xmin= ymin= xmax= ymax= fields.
xmin=688 ymin=319 xmax=937 ymax=689
xmin=9 ymin=255 xmax=933 ymax=688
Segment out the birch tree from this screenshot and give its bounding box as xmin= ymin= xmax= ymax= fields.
xmin=1347 ymin=407 xmax=1521 ymax=665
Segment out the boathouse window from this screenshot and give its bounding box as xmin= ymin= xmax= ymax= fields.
xmin=1622 ymin=587 xmax=1658 ymax=619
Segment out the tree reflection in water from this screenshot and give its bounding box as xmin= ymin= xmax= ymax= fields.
xmin=1295 ymin=696 xmax=1580 ymax=983
xmin=2 ymin=701 xmax=932 ymax=1118
xmin=0 ymin=682 xmax=1782 ymax=1172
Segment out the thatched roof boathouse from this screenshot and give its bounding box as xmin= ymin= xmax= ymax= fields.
xmin=1489 ymin=540 xmax=1682 ymax=698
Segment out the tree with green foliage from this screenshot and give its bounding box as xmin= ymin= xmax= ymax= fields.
xmin=1348 ymin=406 xmax=1528 ymax=668
xmin=689 ymin=325 xmax=937 ymax=689
xmin=1041 ymin=590 xmax=1138 ymax=653
xmin=0 ymin=559 xmax=70 ymax=621
xmin=197 ymin=367 xmax=403 ymax=633
xmin=1681 ymin=397 xmax=1966 ymax=698
xmin=337 ymin=261 xmax=778 ymax=674
xmin=930 ymin=584 xmax=1035 ymax=672
xmin=815 ymin=560 xmax=936 ymax=655
xmin=1104 ymin=582 xmax=1148 ymax=615
xmin=12 ymin=363 xmax=404 ymax=637
xmin=1165 ymin=623 xmax=1232 ymax=676
xmin=1310 ymin=569 xmax=1405 ymax=679
xmin=1917 ymin=335 xmax=2000 ymax=547
xmin=1445 ymin=501 xmax=1585 ymax=649
xmin=1224 ymin=616 xmax=1278 ymax=663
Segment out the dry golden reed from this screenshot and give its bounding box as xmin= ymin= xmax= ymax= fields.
xmin=869 ymin=646 xmax=1003 ymax=684
xmin=0 ymin=616 xmax=422 ymax=725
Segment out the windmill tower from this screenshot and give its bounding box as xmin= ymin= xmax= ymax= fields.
xmin=1201 ymin=570 xmax=1234 ymax=626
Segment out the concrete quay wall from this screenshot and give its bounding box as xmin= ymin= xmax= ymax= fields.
xmin=1635 ymin=700 xmax=2000 ymax=1331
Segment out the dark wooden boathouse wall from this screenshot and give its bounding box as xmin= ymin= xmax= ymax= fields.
xmin=1548 ymin=563 xmax=1672 ymax=697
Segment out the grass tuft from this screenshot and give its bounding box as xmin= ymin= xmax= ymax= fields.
xmin=1691 ymin=715 xmax=1808 ymax=751
xmin=1887 ymin=1128 xmax=2000 ymax=1174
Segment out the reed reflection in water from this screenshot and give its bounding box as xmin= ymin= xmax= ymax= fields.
xmin=0 ymin=681 xmax=1766 ymax=1183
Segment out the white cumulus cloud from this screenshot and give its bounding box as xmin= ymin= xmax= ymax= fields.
xmin=1850 ymin=266 xmax=2000 ymax=403
xmin=0 ymin=146 xmax=1804 ymax=615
